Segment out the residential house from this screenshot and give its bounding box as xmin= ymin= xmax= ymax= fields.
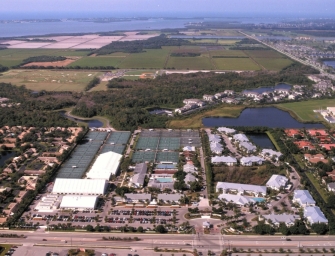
xmin=224 ymin=90 xmax=234 ymax=96
xmin=222 ymin=98 xmax=239 ymax=104
xmin=284 ymin=129 xmax=302 ymax=138
xmin=239 ymin=141 xmax=257 ymax=153
xmin=260 ymin=149 xmax=282 ymax=160
xmin=214 ymin=92 xmax=225 ymax=99
xmin=304 ymin=206 xmax=328 ymax=225
xmin=208 ymin=134 xmax=221 ymax=143
xmin=210 ymin=142 xmax=223 ymax=154
xmin=240 ymin=156 xmax=264 ymax=166
xmin=157 ymin=193 xmax=183 ymax=204
xmin=218 ymin=194 xmax=255 ymax=206
xmin=293 ymin=190 xmax=315 ymax=207
xmin=211 ymin=156 xmax=237 ymax=166
xmin=233 ymin=134 xmax=249 ymax=143
xmin=304 ymin=154 xmax=328 ymax=164
xmin=184 ymin=173 xmax=196 ymax=187
xmin=203 ymin=94 xmax=215 ymax=101
xmin=183 ymin=162 xmax=197 ymax=174
xmin=262 ymin=213 xmax=300 ymax=227
xmin=266 ymin=175 xmax=288 ymax=190
xmin=327 ymin=182 xmax=335 ymax=192
xmin=216 ymin=182 xmax=267 ymax=197
xmin=183 ymin=146 xmax=195 ymax=152
xmin=294 ymin=141 xmax=315 ymax=150
xmin=217 ymin=127 xmax=236 ymax=134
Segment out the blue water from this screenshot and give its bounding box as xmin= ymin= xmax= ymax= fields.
xmin=323 ymin=60 xmax=335 ymax=68
xmin=156 ymin=177 xmax=174 ymax=183
xmin=59 ymin=111 xmax=103 ymax=128
xmin=252 ymin=197 xmax=266 ymax=203
xmin=203 ymin=107 xmax=325 ymax=129
xmin=0 ymin=151 xmax=16 ymax=168
xmin=242 ymin=83 xmax=291 ymax=94
xmin=248 ymin=134 xmax=275 ymax=150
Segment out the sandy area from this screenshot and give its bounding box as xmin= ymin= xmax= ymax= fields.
xmin=22 ymin=58 xmax=77 ymax=67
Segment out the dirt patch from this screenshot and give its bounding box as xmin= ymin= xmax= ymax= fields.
xmin=139 ymin=73 xmax=155 ymax=79
xmin=23 ymin=58 xmax=78 ymax=67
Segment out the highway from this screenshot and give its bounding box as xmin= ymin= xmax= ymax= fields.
xmin=2 ymin=230 xmax=335 ymax=252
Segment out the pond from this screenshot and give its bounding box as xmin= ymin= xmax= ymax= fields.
xmin=242 ymin=83 xmax=291 ymax=94
xmin=323 ymin=60 xmax=335 ymax=69
xmin=202 ymin=107 xmax=325 ymax=128
xmin=0 ymin=151 xmax=16 ymax=168
xmin=60 ymin=111 xmax=103 ymax=128
xmin=248 ymin=133 xmax=275 ymax=150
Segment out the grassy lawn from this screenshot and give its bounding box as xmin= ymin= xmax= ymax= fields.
xmin=277 ymin=99 xmax=335 ymax=122
xmin=119 ymin=49 xmax=169 ymax=69
xmin=265 ymin=131 xmax=281 ymax=151
xmin=254 ymin=58 xmax=293 ymax=71
xmin=0 ymin=69 xmax=102 ymax=91
xmin=305 ymin=172 xmax=329 ymax=202
xmin=68 ymin=56 xmax=124 ymax=68
xmin=0 ymin=244 xmax=12 ymax=256
xmin=168 ymin=105 xmax=244 ymax=129
xmin=212 ymin=57 xmax=261 ymax=70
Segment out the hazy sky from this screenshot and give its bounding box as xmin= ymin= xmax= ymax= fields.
xmin=1 ymin=0 xmax=335 ymax=17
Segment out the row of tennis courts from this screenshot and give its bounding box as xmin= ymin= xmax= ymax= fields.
xmin=132 ymin=151 xmax=179 ymax=163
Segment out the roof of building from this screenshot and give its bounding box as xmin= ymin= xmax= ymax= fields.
xmin=131 ymin=172 xmax=146 ymax=186
xmin=284 ymin=129 xmax=302 ymax=137
xmin=266 ymin=175 xmax=288 ymax=189
xmin=307 ymin=129 xmax=328 ymax=136
xmin=183 ymin=146 xmax=195 ymax=152
xmin=218 ymin=194 xmax=255 ymax=205
xmin=240 ymin=156 xmax=264 ymax=164
xmin=183 ymin=163 xmax=197 ymax=173
xmin=216 ymin=182 xmax=267 ymax=194
xmin=293 ymin=190 xmax=315 ymax=206
xmin=304 ymin=206 xmax=328 ymax=224
xmin=294 ymin=141 xmax=315 ymax=150
xmin=261 ymin=149 xmax=282 ymax=158
xmin=211 ymin=156 xmax=237 ymax=164
xmin=217 ymin=127 xmax=236 ymax=134
xmin=157 ymin=193 xmax=183 ymax=202
xmin=134 ymin=163 xmax=147 ymax=174
xmin=240 ymin=141 xmax=257 ymax=151
xmin=328 ymin=182 xmax=335 ymax=189
xmin=52 ymin=178 xmax=107 ymax=195
xmin=233 ymin=134 xmax=249 ymax=142
xmin=124 ymin=193 xmax=151 ymax=201
xmin=86 ymin=151 xmax=122 ymax=180
xmin=304 ymin=154 xmax=328 ymax=164
xmin=262 ymin=213 xmax=299 ymax=225
xmin=60 ymin=195 xmax=97 ymax=209
xmin=184 ymin=173 xmax=196 ymax=183
xmin=208 ymin=134 xmax=221 ymax=143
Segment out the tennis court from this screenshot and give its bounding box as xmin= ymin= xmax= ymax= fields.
xmin=156 ymin=152 xmax=179 ymax=163
xmin=101 ymin=144 xmax=126 ymax=154
xmin=107 ymin=131 xmax=131 ymax=144
xmin=135 ymin=137 xmax=159 ymax=150
xmin=85 ymin=131 xmax=108 ymax=141
xmin=158 ymin=137 xmax=181 ymax=150
xmin=132 ymin=151 xmax=156 ymax=163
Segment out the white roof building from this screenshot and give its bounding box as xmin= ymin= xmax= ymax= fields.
xmin=124 ymin=193 xmax=151 ymax=203
xmin=262 ymin=213 xmax=299 ymax=227
xmin=183 ymin=163 xmax=197 ymax=173
xmin=240 ymin=141 xmax=257 ymax=153
xmin=52 ymin=178 xmax=107 ymax=195
xmin=210 ymin=142 xmax=223 ymax=154
xmin=216 ymin=182 xmax=267 ymax=197
xmin=183 ymin=146 xmax=195 ymax=152
xmin=304 ymin=206 xmax=328 ymax=225
xmin=86 ymin=151 xmax=122 ymax=180
xmin=266 ymin=175 xmax=288 ymax=190
xmin=240 ymin=156 xmax=264 ymax=166
xmin=217 ymin=127 xmax=236 ymax=134
xmin=60 ymin=195 xmax=98 ymax=210
xmin=208 ymin=134 xmax=221 ymax=143
xmin=233 ymin=134 xmax=249 ymax=142
xmin=218 ymin=194 xmax=255 ymax=205
xmin=261 ymin=149 xmax=282 ymax=160
xmin=184 ymin=173 xmax=196 ymax=185
xmin=211 ymin=156 xmax=237 ymax=166
xmin=130 ymin=163 xmax=147 ymax=188
xmin=157 ymin=193 xmax=183 ymax=203
xmin=293 ymin=190 xmax=316 ymax=207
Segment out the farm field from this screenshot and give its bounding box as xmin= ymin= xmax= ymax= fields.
xmin=68 ymin=56 xmax=125 ymax=68
xmin=212 ymin=57 xmax=261 ymax=70
xmin=254 ymin=57 xmax=293 ymax=71
xmin=277 ymin=99 xmax=335 ymax=123
xmin=0 ymin=69 xmax=102 ymax=91
xmin=166 ymin=56 xmax=213 ymax=70
xmin=0 ymin=48 xmax=90 ymax=67
xmin=168 ymin=105 xmax=245 ymax=129
xmin=209 ymin=49 xmax=247 ymax=57
xmin=118 ymin=49 xmax=169 ymax=69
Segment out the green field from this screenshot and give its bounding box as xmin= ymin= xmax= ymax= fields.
xmin=213 ymin=57 xmax=261 ymax=70
xmin=254 ymin=58 xmax=293 ymax=71
xmin=245 ymin=49 xmax=285 ymax=58
xmin=0 ymin=69 xmax=102 ymax=91
xmin=68 ymin=56 xmax=125 ymax=68
xmin=166 ymin=56 xmax=213 ymax=70
xmin=209 ymin=50 xmax=247 ymax=57
xmin=118 ymin=49 xmax=169 ymax=69
xmin=0 ymin=49 xmax=90 ymax=67
xmin=277 ymin=99 xmax=335 ymax=122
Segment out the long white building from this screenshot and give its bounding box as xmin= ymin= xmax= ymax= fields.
xmin=52 ymin=178 xmax=107 ymax=195
xmin=86 ymin=151 xmax=122 ymax=180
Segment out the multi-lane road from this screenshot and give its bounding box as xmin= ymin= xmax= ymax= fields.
xmin=2 ymin=230 xmax=335 ymax=253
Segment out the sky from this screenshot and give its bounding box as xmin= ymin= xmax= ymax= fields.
xmin=1 ymin=0 xmax=335 ymax=19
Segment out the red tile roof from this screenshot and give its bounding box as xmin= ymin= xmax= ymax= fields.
xmin=321 ymin=144 xmax=335 ymax=151
xmin=285 ymin=129 xmax=302 ymax=137
xmin=294 ymin=141 xmax=315 ymax=150
xmin=307 ymin=129 xmax=328 ymax=136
